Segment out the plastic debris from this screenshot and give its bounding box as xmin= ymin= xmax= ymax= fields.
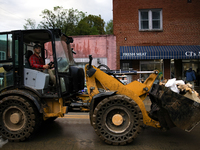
xmin=175 ymin=80 xmax=185 ymax=85
xmin=160 ymin=79 xmax=200 ymax=103
xmin=165 ymin=78 xmax=179 ymax=94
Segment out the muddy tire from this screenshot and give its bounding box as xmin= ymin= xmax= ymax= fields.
xmin=0 ymin=96 xmax=40 ymax=142
xmin=92 ymin=95 xmax=143 ymax=145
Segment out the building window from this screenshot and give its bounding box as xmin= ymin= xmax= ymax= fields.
xmin=122 ymin=63 xmax=130 ymax=70
xmin=139 ymin=9 xmax=162 ymax=31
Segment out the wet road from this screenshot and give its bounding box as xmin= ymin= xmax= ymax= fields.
xmin=1 ymin=112 xmax=200 ymax=150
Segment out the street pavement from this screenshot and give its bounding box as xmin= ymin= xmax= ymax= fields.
xmin=1 ymin=96 xmax=200 ymax=150
xmin=1 ymin=110 xmax=200 ymax=150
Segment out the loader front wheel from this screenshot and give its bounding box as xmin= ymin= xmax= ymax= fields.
xmin=0 ymin=96 xmax=40 ymax=142
xmin=92 ymin=95 xmax=143 ymax=145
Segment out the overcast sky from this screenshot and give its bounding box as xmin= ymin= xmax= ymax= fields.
xmin=0 ymin=0 xmax=113 ymax=32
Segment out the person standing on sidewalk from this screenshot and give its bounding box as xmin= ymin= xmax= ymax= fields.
xmin=185 ymin=67 xmax=196 ymax=88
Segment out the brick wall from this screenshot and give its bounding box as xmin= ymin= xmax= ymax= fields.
xmin=113 ymin=0 xmax=200 ymax=69
xmin=71 ymin=35 xmax=117 ymax=70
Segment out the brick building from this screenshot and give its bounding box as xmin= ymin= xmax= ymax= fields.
xmin=113 ymin=0 xmax=200 ymax=82
xmin=71 ymin=35 xmax=117 ymax=70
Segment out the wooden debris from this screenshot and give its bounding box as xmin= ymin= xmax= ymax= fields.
xmin=184 ymin=92 xmax=200 ymax=103
xmin=186 ymin=83 xmax=193 ymax=88
xmin=177 ymin=84 xmax=193 ymax=94
xmin=160 ymin=80 xmax=200 ymax=101
xmin=159 ymin=79 xmax=168 ymax=86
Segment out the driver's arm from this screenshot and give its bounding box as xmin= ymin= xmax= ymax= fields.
xmin=43 ymin=64 xmax=49 ymax=69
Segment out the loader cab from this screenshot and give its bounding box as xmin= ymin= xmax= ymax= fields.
xmin=0 ymin=29 xmax=84 ymax=97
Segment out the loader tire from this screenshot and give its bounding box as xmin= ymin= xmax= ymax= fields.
xmin=92 ymin=95 xmax=143 ymax=145
xmin=0 ymin=96 xmax=41 ymax=142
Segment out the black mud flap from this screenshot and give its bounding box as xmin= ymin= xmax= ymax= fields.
xmin=149 ymin=84 xmax=200 ymax=132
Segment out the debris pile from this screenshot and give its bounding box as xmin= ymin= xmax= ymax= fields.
xmin=159 ymin=78 xmax=200 ymax=103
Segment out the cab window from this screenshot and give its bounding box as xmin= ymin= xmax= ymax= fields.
xmin=0 ymin=34 xmax=12 ymax=60
xmin=0 ymin=33 xmax=13 ymax=90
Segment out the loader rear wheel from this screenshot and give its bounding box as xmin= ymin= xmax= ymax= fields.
xmin=92 ymin=95 xmax=143 ymax=145
xmin=0 ymin=96 xmax=40 ymax=142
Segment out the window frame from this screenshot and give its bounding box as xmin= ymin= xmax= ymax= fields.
xmin=0 ymin=51 xmax=6 ymax=60
xmin=139 ymin=9 xmax=163 ymax=31
xmin=0 ymin=33 xmax=13 ymax=61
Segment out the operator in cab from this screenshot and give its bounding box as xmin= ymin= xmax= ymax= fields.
xmin=29 ymin=44 xmax=49 ymax=70
xmin=29 ymin=44 xmax=56 ymax=86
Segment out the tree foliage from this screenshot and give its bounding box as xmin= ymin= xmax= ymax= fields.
xmin=76 ymin=15 xmax=105 ymax=35
xmin=64 ymin=9 xmax=83 ymax=35
xmin=105 ymin=20 xmax=113 ymax=35
xmin=24 ymin=6 xmax=107 ymax=36
xmin=38 ymin=6 xmax=85 ymax=35
xmin=38 ymin=6 xmax=67 ymax=29
xmin=23 ymin=18 xmax=36 ymax=29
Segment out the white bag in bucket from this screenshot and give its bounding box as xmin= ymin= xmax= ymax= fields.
xmin=165 ymin=78 xmax=179 ymax=94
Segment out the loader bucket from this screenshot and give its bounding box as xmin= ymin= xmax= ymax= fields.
xmin=149 ymin=84 xmax=200 ymax=132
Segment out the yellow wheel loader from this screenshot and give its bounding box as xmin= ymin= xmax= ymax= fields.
xmin=85 ymin=55 xmax=200 ymax=145
xmin=0 ymin=29 xmax=200 ymax=145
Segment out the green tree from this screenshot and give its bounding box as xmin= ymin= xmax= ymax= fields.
xmin=38 ymin=6 xmax=66 ymax=29
xmin=23 ymin=7 xmax=107 ymax=36
xmin=24 ymin=6 xmax=86 ymax=35
xmin=38 ymin=6 xmax=85 ymax=35
xmin=64 ymin=8 xmax=86 ymax=35
xmin=76 ymin=15 xmax=105 ymax=35
xmin=105 ymin=20 xmax=113 ymax=35
xmin=23 ymin=18 xmax=36 ymax=29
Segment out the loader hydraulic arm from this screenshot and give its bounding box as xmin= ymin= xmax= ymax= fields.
xmin=85 ymin=56 xmax=161 ymax=129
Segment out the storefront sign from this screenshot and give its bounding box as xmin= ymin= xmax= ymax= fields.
xmin=123 ymin=52 xmax=147 ymax=57
xmin=185 ymin=51 xmax=200 ymax=57
xmin=120 ymin=45 xmax=200 ymax=60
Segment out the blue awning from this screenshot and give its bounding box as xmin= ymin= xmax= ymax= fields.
xmin=120 ymin=45 xmax=200 ymax=60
